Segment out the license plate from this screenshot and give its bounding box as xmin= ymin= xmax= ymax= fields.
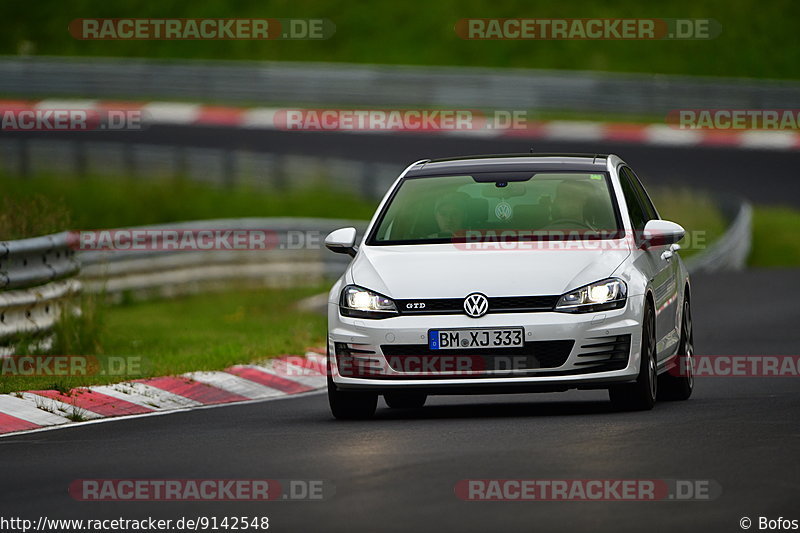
xmin=428 ymin=328 xmax=524 ymax=350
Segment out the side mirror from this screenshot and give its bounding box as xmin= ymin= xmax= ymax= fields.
xmin=641 ymin=220 xmax=685 ymax=248
xmin=325 ymin=227 xmax=358 ymax=257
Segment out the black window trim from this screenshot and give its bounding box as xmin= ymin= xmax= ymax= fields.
xmin=617 ymin=164 xmax=659 ymax=246
xmin=617 ymin=165 xmax=645 ymax=229
xmin=622 ymin=165 xmax=660 ymax=221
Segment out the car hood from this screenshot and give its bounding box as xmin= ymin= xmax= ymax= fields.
xmin=349 ymin=243 xmax=631 ymax=298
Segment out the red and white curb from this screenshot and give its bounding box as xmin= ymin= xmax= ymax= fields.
xmin=0 ymin=350 xmax=327 ymax=437
xmin=3 ymin=99 xmax=800 ymax=151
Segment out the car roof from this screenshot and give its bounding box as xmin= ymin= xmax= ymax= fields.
xmin=404 ymin=153 xmax=610 ymax=177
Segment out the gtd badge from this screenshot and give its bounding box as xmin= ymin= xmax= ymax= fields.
xmin=463 ymin=293 xmax=489 ymax=318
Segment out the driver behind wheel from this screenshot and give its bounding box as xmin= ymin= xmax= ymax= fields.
xmin=429 ymin=192 xmax=469 ymax=237
xmin=550 ymin=180 xmax=598 ymax=229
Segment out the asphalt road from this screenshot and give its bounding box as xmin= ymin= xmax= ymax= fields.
xmin=8 ymin=125 xmax=800 ymax=206
xmin=2 ymin=268 xmax=798 ymax=532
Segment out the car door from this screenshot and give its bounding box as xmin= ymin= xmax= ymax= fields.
xmin=618 ymin=166 xmax=678 ymax=361
xmin=627 ymin=166 xmax=681 ymax=353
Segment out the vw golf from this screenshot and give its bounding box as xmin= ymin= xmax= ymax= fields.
xmin=324 ymin=154 xmax=694 ymax=419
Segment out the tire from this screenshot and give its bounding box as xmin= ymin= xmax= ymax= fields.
xmin=609 ymin=301 xmax=657 ymax=411
xmin=384 ymin=392 xmax=427 ymax=409
xmin=327 ymin=351 xmax=377 ymax=420
xmin=658 ymin=293 xmax=694 ymax=401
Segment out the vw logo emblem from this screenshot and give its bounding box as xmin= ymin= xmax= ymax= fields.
xmin=495 ymin=201 xmax=513 ymax=221
xmin=463 ymin=293 xmax=489 ymax=318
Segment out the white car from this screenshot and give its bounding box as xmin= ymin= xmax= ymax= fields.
xmin=324 ymin=154 xmax=693 ymax=419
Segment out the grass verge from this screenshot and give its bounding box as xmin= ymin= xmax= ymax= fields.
xmin=0 ymin=285 xmax=328 ymax=394
xmin=650 ymin=187 xmax=728 ymax=259
xmin=1 ymin=0 xmax=797 ymax=79
xmin=0 ymin=174 xmax=377 ymax=240
xmin=749 ymin=207 xmax=800 ymax=267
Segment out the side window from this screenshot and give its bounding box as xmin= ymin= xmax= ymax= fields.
xmin=618 ymin=167 xmax=648 ymax=232
xmin=625 ymin=167 xmax=658 ymax=221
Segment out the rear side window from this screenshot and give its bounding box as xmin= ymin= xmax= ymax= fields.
xmin=619 ymin=167 xmax=648 ymax=232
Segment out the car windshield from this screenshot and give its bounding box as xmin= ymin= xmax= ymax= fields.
xmin=368 ymin=172 xmax=622 ymax=245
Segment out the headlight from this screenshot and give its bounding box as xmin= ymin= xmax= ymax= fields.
xmin=340 ymin=285 xmax=398 ymax=319
xmin=555 ymin=278 xmax=627 ymax=313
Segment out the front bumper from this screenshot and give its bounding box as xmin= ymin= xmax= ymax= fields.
xmin=328 ymin=294 xmax=645 ymax=393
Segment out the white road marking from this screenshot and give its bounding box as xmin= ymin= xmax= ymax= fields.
xmin=34 ymin=99 xmax=98 ymax=110
xmin=0 ymin=389 xmax=326 ymax=439
xmin=242 ymin=108 xmax=281 ymax=129
xmin=644 ymin=124 xmax=703 ymax=145
xmin=266 ymin=360 xmax=327 ymax=388
xmin=739 ymin=130 xmax=798 ymax=149
xmin=90 ymin=382 xmax=202 ymax=410
xmin=183 ymin=371 xmax=286 ymax=399
xmin=544 ymin=121 xmax=604 ymax=141
xmin=0 ymin=395 xmax=72 ymax=426
xmin=141 ymin=102 xmax=202 ymax=124
xmin=20 ymin=392 xmax=104 ymax=420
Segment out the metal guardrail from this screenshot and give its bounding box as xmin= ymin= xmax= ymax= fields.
xmin=685 ymin=198 xmax=752 ymax=273
xmin=0 ymin=140 xmax=402 ymax=199
xmin=0 ymin=231 xmax=81 ymax=352
xmin=0 ymin=232 xmax=79 ymax=290
xmin=0 ymin=278 xmax=80 ymax=348
xmin=78 ymin=218 xmax=367 ymax=300
xmin=0 ymin=219 xmax=366 ymax=351
xmin=2 ymin=56 xmax=800 ymax=115
xmin=0 ymin=202 xmax=750 ymax=351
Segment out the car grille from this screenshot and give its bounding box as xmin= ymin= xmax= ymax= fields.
xmin=395 ymin=295 xmax=560 ymax=315
xmin=380 ymin=340 xmax=574 ymax=372
xmin=335 ymin=337 xmax=630 ymax=379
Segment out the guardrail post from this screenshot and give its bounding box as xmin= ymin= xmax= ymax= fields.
xmin=173 ymin=146 xmax=187 ymax=179
xmin=17 ymin=139 xmax=30 ymax=178
xmin=270 ymin=153 xmax=287 ymax=190
xmin=74 ymin=141 xmax=87 ymax=177
xmin=360 ymin=162 xmax=376 ymax=199
xmin=222 ymin=149 xmax=237 ymax=188
xmin=123 ymin=143 xmax=137 ymax=178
